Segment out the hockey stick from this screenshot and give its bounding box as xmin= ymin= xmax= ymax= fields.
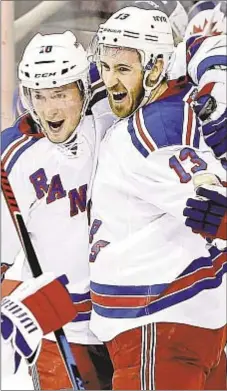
xmin=1 ymin=162 xmax=84 ymax=390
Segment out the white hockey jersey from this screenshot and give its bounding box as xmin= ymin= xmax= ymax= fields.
xmin=168 ymin=32 xmax=226 ymax=84
xmin=89 ymin=82 xmax=227 ymax=342
xmin=1 ymin=59 xmax=117 ymax=345
xmin=1 ymin=113 xmax=99 ymax=344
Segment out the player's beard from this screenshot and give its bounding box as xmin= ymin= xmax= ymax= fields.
xmin=108 ymin=88 xmax=144 ymax=118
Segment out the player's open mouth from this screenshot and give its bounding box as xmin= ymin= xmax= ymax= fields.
xmin=47 ymin=120 xmax=65 ymax=133
xmin=112 ymin=92 xmax=127 ymax=102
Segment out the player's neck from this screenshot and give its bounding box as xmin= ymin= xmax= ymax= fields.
xmin=147 ymin=80 xmax=168 ymax=104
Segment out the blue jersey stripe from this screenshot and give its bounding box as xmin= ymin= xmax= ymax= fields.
xmin=91 ymin=281 xmax=168 ymax=297
xmin=91 ymin=248 xmax=226 ymax=319
xmin=2 ymin=117 xmax=41 ymax=175
xmin=135 ymin=84 xmax=194 ymax=151
xmin=179 ymin=252 xmax=217 ymax=277
xmin=71 ymin=291 xmax=91 ymax=302
xmin=91 ymin=251 xmax=223 ymax=298
xmin=193 ymin=123 xmax=200 ymax=148
xmin=92 ymin=263 xmax=227 ymax=319
xmin=91 ymin=248 xmax=224 ymax=297
xmin=128 ymin=116 xmax=149 ymax=158
xmin=188 ymin=41 xmax=205 ymax=61
xmin=127 ymin=84 xmax=200 ymax=156
xmin=197 ymin=55 xmax=227 ymax=82
xmin=188 ymin=1 xmax=216 ymax=22
xmin=89 ymin=62 xmax=101 ymax=85
xmin=73 ymin=312 xmax=91 ymax=322
xmin=1 ymin=128 xmax=25 ymax=155
xmin=6 ymin=138 xmax=39 ymax=175
xmin=70 ymin=291 xmax=91 ymax=322
xmin=186 ymin=35 xmax=200 ymax=51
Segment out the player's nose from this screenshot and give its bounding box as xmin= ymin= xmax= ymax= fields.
xmin=104 ymin=70 xmax=119 ymax=89
xmin=44 ymin=106 xmax=59 ymax=120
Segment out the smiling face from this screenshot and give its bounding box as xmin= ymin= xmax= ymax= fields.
xmin=99 ymin=46 xmax=144 ymax=118
xmin=30 ymin=82 xmax=84 ymax=143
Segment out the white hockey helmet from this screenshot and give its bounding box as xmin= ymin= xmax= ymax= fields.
xmin=185 ymin=1 xmax=226 ymax=39
xmin=109 ymin=1 xmax=188 ymax=44
xmin=93 ymin=4 xmax=174 ymax=105
xmin=19 ymin=31 xmax=90 ymax=123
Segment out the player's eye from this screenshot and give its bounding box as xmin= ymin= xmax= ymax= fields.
xmin=101 ymin=62 xmax=110 ymax=71
xmin=53 ymin=93 xmax=66 ymax=99
xmin=34 ymin=94 xmax=44 ymax=100
xmin=118 ymin=66 xmax=131 ymax=73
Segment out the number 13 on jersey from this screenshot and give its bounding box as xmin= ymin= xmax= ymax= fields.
xmin=169 ymin=147 xmax=207 ymax=183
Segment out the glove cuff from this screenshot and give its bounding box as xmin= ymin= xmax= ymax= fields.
xmin=1 ymin=296 xmax=43 ymax=349
xmin=1 ymin=296 xmax=42 ymax=335
xmin=1 ymin=296 xmax=43 ymax=365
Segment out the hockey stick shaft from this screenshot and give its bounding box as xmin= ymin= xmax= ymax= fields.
xmin=1 ymin=162 xmax=84 ymax=390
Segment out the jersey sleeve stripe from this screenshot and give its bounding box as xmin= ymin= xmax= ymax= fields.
xmin=197 ymin=55 xmax=227 ymax=82
xmin=91 ymin=79 xmax=105 ymax=94
xmin=91 ymin=84 xmax=106 ymax=99
xmin=128 ymin=116 xmax=149 ymax=158
xmin=182 ymin=101 xmax=189 ymax=145
xmin=3 ymin=137 xmax=39 ymax=175
xmin=191 ymin=112 xmax=200 ymax=148
xmin=136 ymin=109 xmax=158 ymax=152
xmin=70 ymin=291 xmax=92 ymax=322
xmin=88 ymin=62 xmax=107 ymax=111
xmin=71 ymin=291 xmax=91 ymax=302
xmin=186 ymin=107 xmax=194 ymax=145
xmin=182 ymin=87 xmax=198 ymax=147
xmin=186 ymin=36 xmax=208 ymax=63
xmin=2 ymin=133 xmax=27 ymax=162
xmin=2 ymin=135 xmax=29 ymax=167
xmin=90 ymin=250 xmax=226 ymax=319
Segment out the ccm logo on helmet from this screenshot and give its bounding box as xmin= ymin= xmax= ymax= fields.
xmin=153 ymin=16 xmax=167 ymax=22
xmin=35 ymin=72 xmax=57 ymax=78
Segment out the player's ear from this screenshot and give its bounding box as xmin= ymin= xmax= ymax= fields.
xmin=146 ymin=58 xmax=164 ymax=87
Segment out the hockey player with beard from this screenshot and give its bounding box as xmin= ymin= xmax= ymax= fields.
xmin=1 ymin=273 xmax=77 ymax=377
xmin=1 ymin=31 xmax=113 ymax=390
xmin=88 ymin=4 xmax=227 ymax=390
